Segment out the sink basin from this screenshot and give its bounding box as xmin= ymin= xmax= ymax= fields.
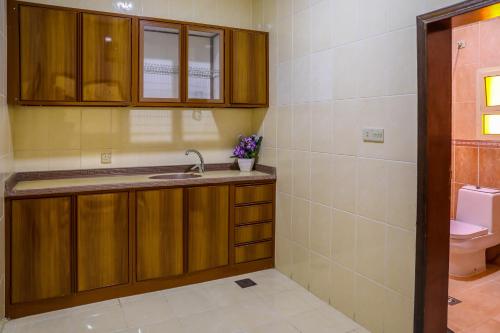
xmin=149 ymin=173 xmax=202 ymax=180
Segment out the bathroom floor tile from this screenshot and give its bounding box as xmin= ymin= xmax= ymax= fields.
xmin=3 ymin=269 xmax=367 ymax=333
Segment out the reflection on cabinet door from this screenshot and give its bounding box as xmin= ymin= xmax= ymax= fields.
xmin=19 ymin=6 xmax=77 ymax=102
xmin=11 ymin=197 xmax=72 ymax=304
xmin=136 ymin=189 xmax=184 ymax=281
xmin=231 ymin=30 xmax=267 ymax=105
xmin=188 ymin=186 xmax=229 ymax=272
xmin=186 ymin=27 xmax=225 ymax=103
xmin=140 ymin=21 xmax=182 ymax=103
xmin=82 ymin=13 xmax=131 ymax=102
xmin=77 ymin=193 xmax=129 ymax=291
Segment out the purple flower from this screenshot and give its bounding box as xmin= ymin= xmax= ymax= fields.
xmin=231 ymin=134 xmax=263 ymax=159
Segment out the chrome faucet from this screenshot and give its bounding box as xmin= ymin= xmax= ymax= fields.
xmin=185 ymin=149 xmax=206 ymax=173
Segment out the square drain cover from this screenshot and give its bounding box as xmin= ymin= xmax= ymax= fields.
xmin=235 ymin=278 xmax=257 ymax=288
xmin=448 ymin=296 xmax=462 ymax=306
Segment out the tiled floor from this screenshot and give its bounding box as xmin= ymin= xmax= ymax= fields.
xmin=448 ymin=265 xmax=500 ymax=333
xmin=2 ymin=269 xmax=369 ymax=333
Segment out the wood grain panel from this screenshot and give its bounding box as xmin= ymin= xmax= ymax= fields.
xmin=188 ymin=186 xmax=229 ymax=272
xmin=235 ymin=241 xmax=272 ymax=264
xmin=11 ymin=197 xmax=71 ymax=303
xmin=136 ymin=189 xmax=184 ymax=281
xmin=235 ymin=203 xmax=273 ymax=225
xmin=82 ymin=13 xmax=131 ymax=102
xmin=19 ymin=6 xmax=77 ymax=101
xmin=231 ymin=30 xmax=267 ymax=105
xmin=235 ymin=184 xmax=274 ymax=205
xmin=77 ymin=193 xmax=129 ymax=291
xmin=235 ymin=222 xmax=272 ymax=244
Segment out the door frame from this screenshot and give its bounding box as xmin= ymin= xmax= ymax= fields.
xmin=415 ymin=1 xmax=500 ymax=332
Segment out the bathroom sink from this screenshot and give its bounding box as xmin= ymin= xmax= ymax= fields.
xmin=149 ymin=173 xmax=202 ymax=180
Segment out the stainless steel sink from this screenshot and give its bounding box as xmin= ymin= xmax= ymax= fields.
xmin=149 ymin=173 xmax=202 ymax=180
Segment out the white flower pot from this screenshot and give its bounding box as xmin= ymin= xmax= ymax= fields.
xmin=238 ymin=158 xmax=255 ymax=172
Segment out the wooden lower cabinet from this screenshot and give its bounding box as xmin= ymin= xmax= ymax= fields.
xmin=76 ymin=193 xmax=130 ymax=291
xmin=11 ymin=197 xmax=72 ymax=303
xmin=7 ymin=182 xmax=274 ymax=318
xmin=188 ymin=185 xmax=229 ymax=272
xmin=136 ymin=189 xmax=184 ymax=281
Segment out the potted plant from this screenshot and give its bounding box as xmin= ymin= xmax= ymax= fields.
xmin=232 ymin=134 xmax=263 ymax=172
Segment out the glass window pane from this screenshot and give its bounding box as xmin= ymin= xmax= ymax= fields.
xmin=142 ymin=25 xmax=180 ymax=99
xmin=188 ymin=29 xmax=222 ymax=100
xmin=485 ymin=75 xmax=500 ymax=107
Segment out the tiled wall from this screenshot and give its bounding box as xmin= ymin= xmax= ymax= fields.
xmin=1 ymin=0 xmax=14 ymax=319
xmin=451 ymin=140 xmax=500 ymax=218
xmin=252 ymin=0 xmax=466 ymax=332
xmin=9 ymin=0 xmax=256 ymax=172
xmin=452 ymin=17 xmax=500 ymax=140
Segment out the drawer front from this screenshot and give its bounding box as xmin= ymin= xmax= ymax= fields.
xmin=235 ymin=223 xmax=273 ymax=244
xmin=235 ymin=184 xmax=274 ymax=205
xmin=235 ymin=241 xmax=273 ymax=263
xmin=235 ymin=203 xmax=273 ymax=225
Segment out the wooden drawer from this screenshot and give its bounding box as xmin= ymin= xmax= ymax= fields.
xmin=235 ymin=222 xmax=273 ymax=244
xmin=235 ymin=241 xmax=273 ymax=263
xmin=235 ymin=184 xmax=274 ymax=205
xmin=235 ymin=203 xmax=273 ymax=225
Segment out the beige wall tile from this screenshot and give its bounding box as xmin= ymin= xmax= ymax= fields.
xmin=383 ymin=290 xmax=414 ymax=333
xmin=354 ymin=275 xmax=385 ymax=333
xmin=331 ymin=209 xmax=356 ymax=269
xmin=48 ymin=108 xmax=81 ymax=150
xmin=276 ymin=192 xmax=292 ymax=239
xmin=277 ymin=106 xmax=292 ymax=149
xmin=310 ymin=203 xmax=332 ymax=258
xmin=310 ymin=153 xmax=333 ymax=206
xmin=276 ymin=236 xmax=293 ymax=277
xmin=309 ymin=252 xmax=330 ymax=302
xmin=330 ymin=263 xmax=355 ymax=319
xmin=332 ymin=155 xmax=357 ymax=213
xmin=387 ymin=162 xmax=417 ymax=230
xmin=357 ymin=158 xmax=388 ymax=222
xmin=291 ymin=243 xmax=310 ymax=288
xmin=81 ymin=109 xmax=112 ymax=149
xmin=291 ymin=197 xmax=310 ymax=247
xmin=48 ymin=150 xmax=81 ymax=171
xmin=310 ymin=101 xmax=333 ymax=153
xmin=355 ymin=217 xmax=386 ymax=284
xmin=292 ymin=104 xmax=311 ymax=151
xmin=385 ymin=226 xmax=416 ymax=297
xmin=292 ymin=150 xmax=310 ymax=199
xmin=12 ymin=107 xmax=49 ymax=150
xmin=277 ymin=149 xmax=293 ymax=194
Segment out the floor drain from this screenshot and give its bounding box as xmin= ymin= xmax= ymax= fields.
xmin=235 ymin=278 xmax=257 ymax=288
xmin=448 ymin=296 xmax=462 ymax=306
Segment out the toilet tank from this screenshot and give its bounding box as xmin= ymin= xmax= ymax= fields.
xmin=456 ymin=186 xmax=500 ymax=233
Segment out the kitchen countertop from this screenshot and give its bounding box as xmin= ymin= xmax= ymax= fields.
xmin=5 ymin=163 xmax=276 ymax=198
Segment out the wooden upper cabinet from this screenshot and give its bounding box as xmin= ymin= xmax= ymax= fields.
xmin=11 ymin=197 xmax=72 ymax=304
xmin=187 ymin=186 xmax=229 ymax=272
xmin=136 ymin=189 xmax=184 ymax=281
xmin=230 ymin=30 xmax=267 ymax=106
xmin=186 ymin=26 xmax=225 ymax=104
xmin=139 ymin=21 xmax=182 ymax=103
xmin=19 ymin=6 xmax=77 ymax=102
xmin=76 ymin=193 xmax=129 ymax=291
xmin=82 ymin=13 xmax=132 ymax=102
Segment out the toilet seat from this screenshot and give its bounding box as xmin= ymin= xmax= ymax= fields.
xmin=450 ymin=220 xmax=489 ymax=240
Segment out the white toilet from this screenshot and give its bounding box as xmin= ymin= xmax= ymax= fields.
xmin=449 ymin=186 xmax=500 ymax=277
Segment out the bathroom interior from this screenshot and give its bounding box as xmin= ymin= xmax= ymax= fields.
xmin=447 ymin=14 xmax=500 ymax=333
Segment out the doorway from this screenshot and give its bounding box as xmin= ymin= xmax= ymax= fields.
xmin=416 ymin=1 xmax=500 ymax=333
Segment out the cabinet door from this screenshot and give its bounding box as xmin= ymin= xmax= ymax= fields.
xmin=136 ymin=189 xmax=184 ymax=281
xmin=19 ymin=6 xmax=77 ymax=101
xmin=140 ymin=21 xmax=182 ymax=103
xmin=188 ymin=186 xmax=229 ymax=272
xmin=82 ymin=14 xmax=131 ymax=102
xmin=11 ymin=198 xmax=72 ymax=303
xmin=230 ymin=30 xmax=267 ymax=105
xmin=77 ymin=193 xmax=129 ymax=291
xmin=186 ymin=27 xmax=225 ymax=103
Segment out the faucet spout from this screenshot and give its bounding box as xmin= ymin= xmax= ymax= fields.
xmin=185 ymin=149 xmax=206 ymax=173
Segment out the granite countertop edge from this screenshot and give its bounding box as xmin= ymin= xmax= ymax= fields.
xmin=5 ymin=163 xmax=276 ymax=199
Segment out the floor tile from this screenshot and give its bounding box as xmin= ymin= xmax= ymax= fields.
xmin=165 ymin=287 xmax=217 ymax=317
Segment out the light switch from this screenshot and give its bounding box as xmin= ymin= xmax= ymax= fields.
xmin=362 ymin=128 xmax=384 ymax=143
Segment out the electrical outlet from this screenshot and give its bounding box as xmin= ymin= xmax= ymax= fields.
xmin=362 ymin=128 xmax=384 ymax=143
xmin=101 ymin=152 xmax=112 ymax=164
